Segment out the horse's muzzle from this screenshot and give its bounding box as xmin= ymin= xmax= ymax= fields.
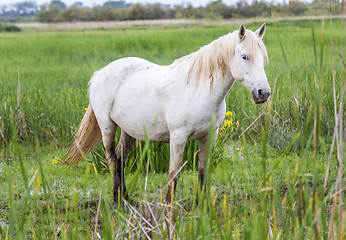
xmin=251 ymin=88 xmax=271 ymax=104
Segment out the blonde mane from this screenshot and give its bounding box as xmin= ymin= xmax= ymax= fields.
xmin=173 ymin=29 xmax=268 ymax=89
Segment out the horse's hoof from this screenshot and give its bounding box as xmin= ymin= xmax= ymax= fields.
xmin=129 ymin=200 xmax=139 ymax=207
xmin=112 ymin=201 xmax=124 ymax=209
xmin=112 ymin=201 xmax=118 ymax=209
xmin=112 ymin=199 xmax=138 ymax=209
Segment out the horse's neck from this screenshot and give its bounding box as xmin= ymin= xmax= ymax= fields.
xmin=171 ymin=60 xmax=235 ymax=108
xmin=210 ymin=71 xmax=235 ymax=104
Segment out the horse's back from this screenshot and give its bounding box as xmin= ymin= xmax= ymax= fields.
xmin=89 ymin=57 xmax=159 ymax=99
xmin=89 ymin=57 xmax=173 ymax=141
xmin=94 ymin=57 xmax=157 ymax=83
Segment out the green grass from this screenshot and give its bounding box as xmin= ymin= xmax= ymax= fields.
xmin=0 ymin=18 xmax=345 ymax=239
xmin=0 ymin=19 xmax=344 ymax=149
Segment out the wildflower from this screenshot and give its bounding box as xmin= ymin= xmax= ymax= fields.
xmin=52 ymin=158 xmax=58 ymax=164
xmin=225 ymin=111 xmax=232 ymax=117
xmin=84 ymin=107 xmax=88 ymax=111
xmin=236 ymin=148 xmax=239 ymax=151
xmin=224 ymin=120 xmax=232 ymax=128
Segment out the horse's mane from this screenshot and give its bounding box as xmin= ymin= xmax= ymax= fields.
xmin=173 ymin=29 xmax=268 ymax=89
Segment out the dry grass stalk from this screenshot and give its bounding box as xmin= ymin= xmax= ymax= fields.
xmin=0 ymin=117 xmax=4 ymax=141
xmin=124 ymin=200 xmax=158 ymax=239
xmin=15 ymin=65 xmax=27 ymax=141
xmin=117 ymin=160 xmax=189 ymax=239
xmin=335 ymin=86 xmax=344 ymax=238
xmin=327 ymin=1 xmax=345 ymax=238
xmin=93 ymin=183 xmax=103 ymax=240
xmin=238 ymin=73 xmax=278 ymax=139
xmin=162 ymin=161 xmax=188 ymax=192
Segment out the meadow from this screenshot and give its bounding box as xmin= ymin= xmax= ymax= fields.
xmin=0 ymin=18 xmax=345 ymax=239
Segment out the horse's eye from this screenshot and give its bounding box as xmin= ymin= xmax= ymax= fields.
xmin=241 ymin=54 xmax=248 ymax=60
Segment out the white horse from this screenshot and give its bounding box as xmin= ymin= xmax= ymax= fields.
xmin=64 ymin=23 xmax=271 ymax=205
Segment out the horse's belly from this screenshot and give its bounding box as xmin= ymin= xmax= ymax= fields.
xmin=111 ymin=96 xmax=170 ymax=142
xmin=114 ymin=116 xmax=170 ymax=142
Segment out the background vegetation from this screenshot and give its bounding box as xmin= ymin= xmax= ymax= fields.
xmin=0 ymin=24 xmax=20 ymax=32
xmin=0 ymin=0 xmax=343 ymax=23
xmin=0 ymin=17 xmax=345 ymax=238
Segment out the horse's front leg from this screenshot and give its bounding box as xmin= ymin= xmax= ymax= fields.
xmin=198 ymin=130 xmax=218 ymax=194
xmin=198 ymin=137 xmax=208 ymax=190
xmin=165 ymin=133 xmax=187 ymax=204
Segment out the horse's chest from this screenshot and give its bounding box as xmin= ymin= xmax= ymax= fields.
xmin=186 ymin=119 xmax=214 ymax=140
xmin=167 ymin=101 xmax=226 ymax=141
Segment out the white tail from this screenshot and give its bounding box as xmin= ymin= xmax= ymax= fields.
xmin=63 ymin=104 xmax=102 ymax=167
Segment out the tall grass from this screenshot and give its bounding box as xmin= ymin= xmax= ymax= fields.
xmin=0 ymin=18 xmax=345 ymax=238
xmin=0 ymin=120 xmax=343 ymax=238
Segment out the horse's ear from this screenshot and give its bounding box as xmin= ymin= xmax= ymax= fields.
xmin=255 ymin=23 xmax=266 ymax=39
xmin=238 ymin=24 xmax=245 ymax=41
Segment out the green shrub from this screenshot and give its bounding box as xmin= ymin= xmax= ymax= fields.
xmin=0 ymin=24 xmax=21 ymax=32
xmin=5 ymin=25 xmax=21 ymax=32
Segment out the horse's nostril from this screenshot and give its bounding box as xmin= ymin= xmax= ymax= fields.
xmin=251 ymin=88 xmax=271 ymax=104
xmin=258 ymin=89 xmax=264 ymax=98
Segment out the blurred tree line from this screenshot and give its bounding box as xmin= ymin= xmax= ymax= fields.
xmin=0 ymin=0 xmax=343 ymax=23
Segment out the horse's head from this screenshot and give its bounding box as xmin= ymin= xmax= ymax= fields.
xmin=230 ymin=23 xmax=270 ymax=104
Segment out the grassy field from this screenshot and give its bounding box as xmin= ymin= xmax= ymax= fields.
xmin=0 ymin=18 xmax=345 ymax=239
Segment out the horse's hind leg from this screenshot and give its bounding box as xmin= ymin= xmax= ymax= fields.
xmin=98 ymin=120 xmax=119 ymax=203
xmin=113 ymin=130 xmax=136 ymax=205
xmin=99 ymin=120 xmax=117 ymax=168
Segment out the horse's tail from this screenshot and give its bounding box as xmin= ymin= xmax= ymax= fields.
xmin=63 ymin=103 xmax=102 ymax=167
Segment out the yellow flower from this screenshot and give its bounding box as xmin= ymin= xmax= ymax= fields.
xmin=52 ymin=158 xmax=58 ymax=164
xmin=225 ymin=111 xmax=232 ymax=117
xmin=84 ymin=107 xmax=88 ymax=111
xmin=236 ymin=148 xmax=239 ymax=151
xmin=224 ymin=120 xmax=233 ymax=128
